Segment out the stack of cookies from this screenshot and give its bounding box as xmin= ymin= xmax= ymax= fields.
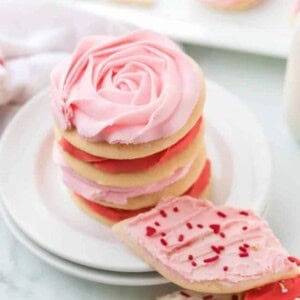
xmin=51 ymin=30 xmax=210 ymax=225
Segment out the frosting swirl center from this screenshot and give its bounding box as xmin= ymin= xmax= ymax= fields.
xmin=51 ymin=30 xmax=201 ymax=144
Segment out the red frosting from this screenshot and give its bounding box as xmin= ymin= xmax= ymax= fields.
xmin=185 ymin=160 xmax=211 ymax=197
xmin=245 ymin=276 xmax=300 ymax=300
xmin=76 ymin=160 xmax=211 ymax=222
xmin=60 ymin=118 xmax=202 ymax=174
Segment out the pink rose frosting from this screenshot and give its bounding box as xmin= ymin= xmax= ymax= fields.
xmin=51 ymin=30 xmax=201 ymax=144
xmin=115 ymin=196 xmax=298 ymax=286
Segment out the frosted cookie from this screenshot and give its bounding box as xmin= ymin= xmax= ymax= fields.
xmin=70 ymin=168 xmax=211 ymax=225
xmin=56 ymin=126 xmax=205 ymax=188
xmin=51 ymin=30 xmax=209 ymax=224
xmin=157 ymin=290 xmax=241 ymax=300
xmin=113 ymin=196 xmax=299 ymax=294
xmin=244 ymin=275 xmax=300 ymax=300
xmin=200 ymin=0 xmax=262 ymax=11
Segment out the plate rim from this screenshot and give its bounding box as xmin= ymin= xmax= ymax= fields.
xmin=0 ymin=203 xmax=168 ymax=286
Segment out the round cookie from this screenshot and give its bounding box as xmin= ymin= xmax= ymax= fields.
xmin=80 ymin=155 xmax=210 ymax=210
xmin=71 ymin=180 xmax=211 ymax=225
xmin=55 ymin=95 xmax=204 ymax=160
xmin=58 ymin=128 xmax=205 ymax=188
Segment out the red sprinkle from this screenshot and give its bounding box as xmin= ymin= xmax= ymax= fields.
xmin=191 ymin=261 xmax=197 ymax=267
xmin=239 ymin=246 xmax=247 ymax=253
xmin=223 ymin=266 xmax=229 ymax=272
xmin=203 ymin=295 xmax=213 ymax=300
xmin=209 ymin=224 xmax=220 ymax=234
xmin=211 ymin=245 xmax=225 ymax=254
xmin=145 ymin=226 xmax=156 ymax=237
xmin=186 ymin=222 xmax=193 ymax=229
xmin=220 ymin=232 xmax=226 ymax=238
xmin=188 ymin=255 xmax=194 ymax=261
xmin=178 ymin=234 xmax=184 ymax=242
xmin=179 ymin=291 xmax=191 ymax=298
xmin=239 ymin=252 xmax=249 ymax=258
xmin=173 ymin=207 xmax=179 ymax=213
xmin=160 ymin=238 xmax=168 ymax=246
xmin=217 ymin=211 xmax=227 ymax=218
xmin=160 ymin=210 xmax=167 ymax=218
xmin=154 ymin=221 xmax=160 ymax=227
xmin=232 ymin=296 xmax=238 ymax=300
xmin=240 ymin=210 xmax=249 ymax=216
xmin=197 ymin=224 xmax=203 ymax=229
xmin=203 ymin=255 xmax=219 ymax=263
xmin=242 ymin=226 xmax=248 ymax=231
xmin=161 ymin=232 xmax=166 ymax=237
xmin=288 ymin=256 xmax=300 ymax=266
xmin=211 ymin=245 xmax=219 ymax=254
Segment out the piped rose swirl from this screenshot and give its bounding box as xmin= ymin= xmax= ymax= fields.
xmin=51 ymin=30 xmax=201 ymax=144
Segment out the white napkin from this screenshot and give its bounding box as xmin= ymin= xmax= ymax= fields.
xmin=0 ymin=0 xmax=132 ymax=107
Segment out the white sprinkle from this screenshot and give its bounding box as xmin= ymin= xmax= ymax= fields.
xmin=279 ymin=282 xmax=288 ymax=294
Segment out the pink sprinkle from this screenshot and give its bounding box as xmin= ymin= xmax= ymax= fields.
xmin=154 ymin=221 xmax=160 ymax=227
xmin=186 ymin=222 xmax=193 ymax=229
xmin=239 ymin=252 xmax=249 ymax=258
xmin=240 ymin=210 xmax=249 ymax=216
xmin=217 ymin=211 xmax=227 ymax=218
xmin=179 ymin=291 xmax=191 ymax=298
xmin=178 ymin=234 xmax=184 ymax=242
xmin=204 ymin=255 xmax=219 ymax=263
xmin=223 ymin=266 xmax=229 ymax=272
xmin=160 ymin=238 xmax=168 ymax=246
xmin=160 ymin=210 xmax=167 ymax=218
xmin=173 ymin=207 xmax=179 ymax=213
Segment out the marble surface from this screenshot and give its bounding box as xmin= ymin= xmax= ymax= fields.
xmin=1 ymin=44 xmax=300 ymax=299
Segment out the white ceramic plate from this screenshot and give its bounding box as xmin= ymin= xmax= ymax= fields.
xmin=0 ymin=204 xmax=167 ymax=286
xmin=75 ymin=0 xmax=294 ymax=58
xmin=0 ymin=80 xmax=271 ymax=273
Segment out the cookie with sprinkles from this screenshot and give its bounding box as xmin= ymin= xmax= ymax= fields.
xmin=113 ymin=196 xmax=299 ymax=294
xmin=244 ymin=276 xmax=300 ymax=300
xmin=157 ymin=290 xmax=241 ymax=299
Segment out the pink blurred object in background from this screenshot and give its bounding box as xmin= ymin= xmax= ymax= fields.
xmin=0 ymin=0 xmax=132 ymax=107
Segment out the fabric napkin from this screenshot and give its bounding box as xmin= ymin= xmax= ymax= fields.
xmin=0 ymin=0 xmax=132 ymax=133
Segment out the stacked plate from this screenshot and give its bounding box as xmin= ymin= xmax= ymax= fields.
xmin=0 ymin=80 xmax=271 ymax=286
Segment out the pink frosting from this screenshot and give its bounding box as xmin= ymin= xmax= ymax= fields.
xmin=53 ymin=142 xmax=192 ymax=205
xmin=120 ymin=196 xmax=297 ymax=285
xmin=51 ymin=30 xmax=201 ymax=144
xmin=61 ymin=162 xmax=191 ymax=205
xmin=293 ymin=0 xmax=300 ymax=18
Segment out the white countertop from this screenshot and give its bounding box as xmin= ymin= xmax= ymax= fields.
xmin=0 ymin=44 xmax=299 ymax=299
